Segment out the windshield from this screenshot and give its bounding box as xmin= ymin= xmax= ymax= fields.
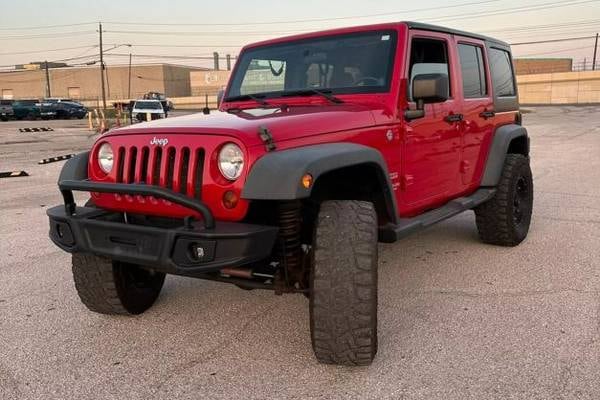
xmin=134 ymin=101 xmax=162 ymax=110
xmin=226 ymin=30 xmax=397 ymax=100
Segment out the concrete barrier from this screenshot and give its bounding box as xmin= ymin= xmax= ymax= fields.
xmin=517 ymin=70 xmax=600 ymax=105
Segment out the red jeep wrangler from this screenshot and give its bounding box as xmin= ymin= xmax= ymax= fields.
xmin=48 ymin=22 xmax=532 ymax=366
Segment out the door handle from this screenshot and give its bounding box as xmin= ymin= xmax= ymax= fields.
xmin=479 ymin=110 xmax=495 ymax=119
xmin=444 ymin=113 xmax=463 ymax=123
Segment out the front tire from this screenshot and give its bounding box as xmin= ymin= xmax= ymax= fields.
xmin=72 ymin=254 xmax=165 ymax=315
xmin=475 ymin=153 xmax=533 ymax=246
xmin=310 ymin=200 xmax=378 ymax=366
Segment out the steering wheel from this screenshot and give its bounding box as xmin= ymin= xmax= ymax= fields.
xmin=354 ymin=77 xmax=381 ymax=86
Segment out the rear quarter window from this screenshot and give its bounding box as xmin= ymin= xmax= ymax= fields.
xmin=489 ymin=48 xmax=516 ymax=97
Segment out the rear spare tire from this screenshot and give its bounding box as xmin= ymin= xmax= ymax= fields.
xmin=310 ymin=200 xmax=378 ymax=366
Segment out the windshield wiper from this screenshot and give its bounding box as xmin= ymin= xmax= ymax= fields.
xmin=224 ymin=94 xmax=270 ymax=107
xmin=280 ymin=89 xmax=343 ymax=104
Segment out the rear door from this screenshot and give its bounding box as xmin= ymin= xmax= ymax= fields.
xmin=454 ymin=36 xmax=495 ymax=188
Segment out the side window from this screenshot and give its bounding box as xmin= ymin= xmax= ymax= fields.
xmin=408 ymin=38 xmax=450 ymax=101
xmin=489 ymin=48 xmax=515 ymax=97
xmin=240 ymin=59 xmax=287 ymax=95
xmin=458 ymin=44 xmax=487 ymax=98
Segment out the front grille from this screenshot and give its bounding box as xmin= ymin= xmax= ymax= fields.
xmin=115 ymin=145 xmax=205 ymax=199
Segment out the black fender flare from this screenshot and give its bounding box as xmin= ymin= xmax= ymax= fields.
xmin=58 ymin=151 xmax=89 ymax=182
xmin=481 ymin=124 xmax=529 ymax=186
xmin=242 ymin=143 xmax=398 ymax=223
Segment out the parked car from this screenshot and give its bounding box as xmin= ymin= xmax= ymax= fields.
xmin=37 ymin=100 xmax=59 ymax=120
xmin=12 ymin=100 xmax=41 ymax=120
xmin=131 ymin=100 xmax=166 ymax=122
xmin=12 ymin=99 xmax=58 ymax=120
xmin=53 ymin=101 xmax=87 ymax=119
xmin=44 ymin=97 xmax=74 ymax=104
xmin=47 ymin=22 xmax=532 ymax=366
xmin=142 ymin=91 xmax=173 ymax=111
xmin=0 ymin=100 xmax=14 ymax=121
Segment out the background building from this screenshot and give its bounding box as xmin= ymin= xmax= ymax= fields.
xmin=0 ymin=63 xmax=207 ymax=101
xmin=513 ymin=58 xmax=574 ymax=75
xmin=190 ymin=70 xmax=232 ymax=97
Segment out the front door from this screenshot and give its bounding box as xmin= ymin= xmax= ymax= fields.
xmin=401 ymin=31 xmax=462 ymax=211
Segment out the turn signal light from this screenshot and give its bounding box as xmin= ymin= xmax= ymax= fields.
xmin=301 ymin=173 xmax=313 ymax=189
xmin=223 ymin=190 xmax=239 ymax=209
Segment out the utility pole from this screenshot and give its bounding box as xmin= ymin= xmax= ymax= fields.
xmin=593 ymin=33 xmax=599 ymax=71
xmin=98 ymin=22 xmax=107 ymax=111
xmin=127 ymin=53 xmax=132 ymax=99
xmin=226 ymin=54 xmax=231 ymax=71
xmin=44 ymin=60 xmax=51 ymax=97
xmin=213 ymin=52 xmax=220 ymax=70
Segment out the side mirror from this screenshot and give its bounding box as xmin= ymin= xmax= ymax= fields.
xmin=405 ymin=73 xmax=449 ymax=121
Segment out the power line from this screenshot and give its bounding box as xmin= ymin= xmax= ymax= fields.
xmin=107 ymin=53 xmax=234 ymax=60
xmin=104 ymin=29 xmax=307 ymax=36
xmin=130 ymin=44 xmax=241 ymax=48
xmin=517 ymin=45 xmax=595 ymax=57
xmin=0 ymin=45 xmax=98 ymax=56
xmin=511 ymin=35 xmax=598 ymax=45
xmin=423 ymin=0 xmax=599 ymax=24
xmin=0 ymin=22 xmax=97 ymax=31
xmin=480 ymin=18 xmax=600 ymax=33
xmin=0 ymin=31 xmax=97 ymax=40
xmin=498 ymin=28 xmax=600 ymax=41
xmin=100 ymin=0 xmax=598 ymax=28
xmin=102 ymin=0 xmax=501 ymax=27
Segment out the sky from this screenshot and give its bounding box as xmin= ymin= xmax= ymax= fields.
xmin=1 ymin=0 xmax=599 ymax=70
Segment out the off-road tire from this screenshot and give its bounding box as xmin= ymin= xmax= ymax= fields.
xmin=72 ymin=253 xmax=165 ymax=315
xmin=475 ymin=154 xmax=533 ymax=246
xmin=310 ymin=200 xmax=378 ymax=366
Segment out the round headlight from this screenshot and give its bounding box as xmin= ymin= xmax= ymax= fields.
xmin=218 ymin=143 xmax=244 ymax=181
xmin=97 ymin=143 xmax=114 ymax=174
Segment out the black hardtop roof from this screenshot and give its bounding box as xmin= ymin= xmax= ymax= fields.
xmin=405 ymin=21 xmax=510 ymax=48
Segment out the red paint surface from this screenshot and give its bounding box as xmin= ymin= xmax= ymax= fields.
xmin=89 ymin=22 xmax=518 ymax=222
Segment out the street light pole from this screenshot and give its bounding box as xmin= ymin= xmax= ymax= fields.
xmin=128 ymin=53 xmax=132 ymax=99
xmin=593 ymin=33 xmax=599 ymax=71
xmin=44 ymin=60 xmax=51 ymax=97
xmin=98 ymin=22 xmax=107 ymax=111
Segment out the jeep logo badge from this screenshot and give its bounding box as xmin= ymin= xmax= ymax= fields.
xmin=150 ymin=137 xmax=169 ymax=146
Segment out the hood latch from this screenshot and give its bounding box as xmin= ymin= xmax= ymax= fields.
xmin=258 ymin=126 xmax=276 ymax=152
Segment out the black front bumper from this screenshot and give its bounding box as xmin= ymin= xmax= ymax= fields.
xmin=48 ymin=180 xmax=278 ymax=276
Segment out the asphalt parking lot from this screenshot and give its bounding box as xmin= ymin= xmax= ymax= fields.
xmin=1 ymin=107 xmax=599 ymax=400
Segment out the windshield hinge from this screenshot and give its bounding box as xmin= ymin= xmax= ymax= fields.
xmin=258 ymin=126 xmax=276 ymax=152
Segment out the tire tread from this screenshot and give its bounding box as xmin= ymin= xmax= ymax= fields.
xmin=310 ymin=200 xmax=378 ymax=366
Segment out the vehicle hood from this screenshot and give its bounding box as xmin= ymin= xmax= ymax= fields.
xmin=109 ymin=104 xmax=379 ymax=147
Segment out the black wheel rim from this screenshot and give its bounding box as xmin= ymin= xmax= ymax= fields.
xmin=513 ymin=176 xmax=529 ymax=224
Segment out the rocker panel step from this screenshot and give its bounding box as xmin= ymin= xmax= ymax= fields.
xmin=378 ymin=188 xmax=496 ymax=243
